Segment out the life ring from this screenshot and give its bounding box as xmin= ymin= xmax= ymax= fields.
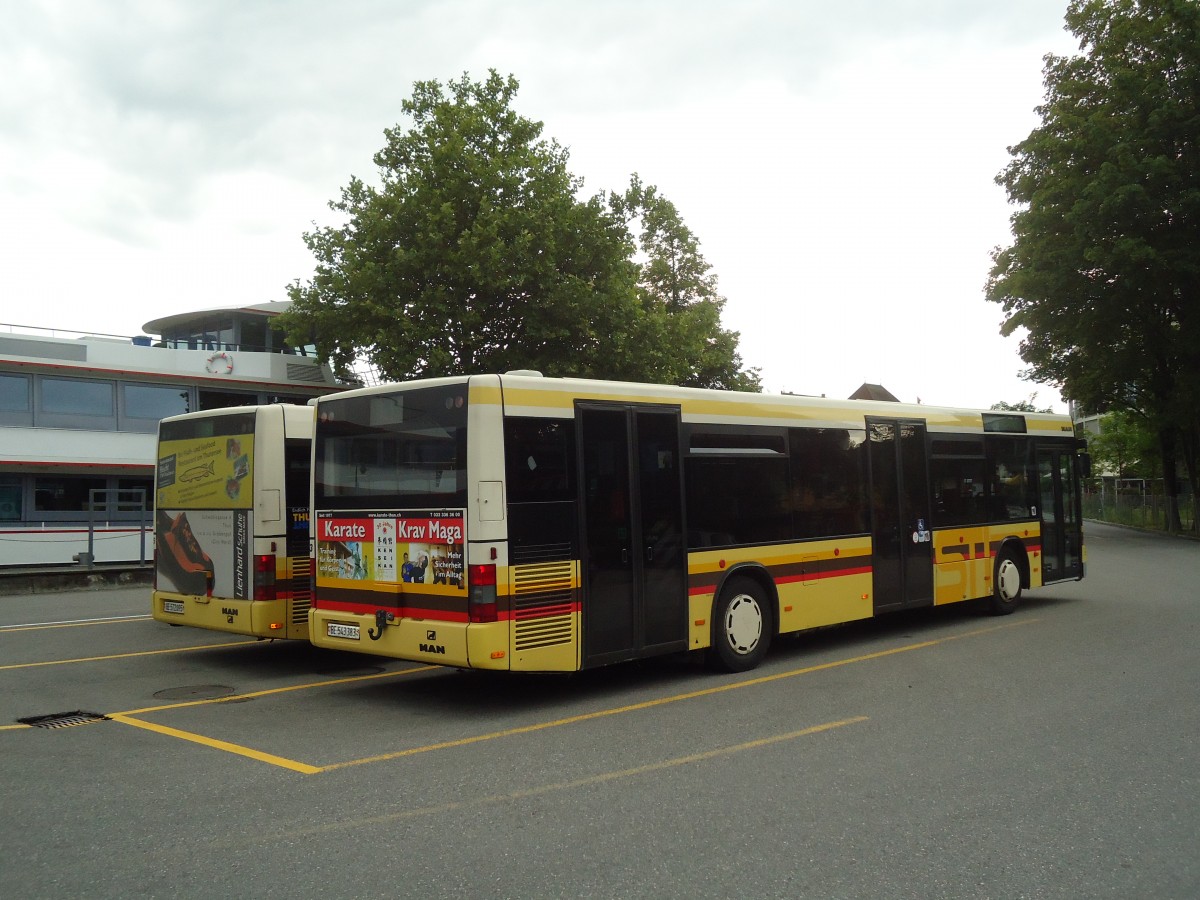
xmin=205 ymin=351 xmax=234 ymax=374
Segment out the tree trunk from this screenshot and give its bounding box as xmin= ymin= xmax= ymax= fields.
xmin=1181 ymin=424 xmax=1199 ymax=533
xmin=1159 ymin=426 xmax=1182 ymax=533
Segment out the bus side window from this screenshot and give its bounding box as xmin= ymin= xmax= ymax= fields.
xmin=504 ymin=418 xmax=575 ymax=504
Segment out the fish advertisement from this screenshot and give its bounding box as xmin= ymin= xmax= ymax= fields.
xmin=156 ymin=432 xmax=255 ymax=509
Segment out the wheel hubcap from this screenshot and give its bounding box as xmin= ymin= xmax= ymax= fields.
xmin=724 ymin=594 xmax=762 ymax=654
xmin=997 ymin=559 xmax=1020 ymax=601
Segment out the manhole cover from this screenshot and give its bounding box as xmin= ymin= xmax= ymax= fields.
xmin=153 ymin=684 xmax=236 ymax=701
xmin=18 ymin=710 xmax=110 ymax=729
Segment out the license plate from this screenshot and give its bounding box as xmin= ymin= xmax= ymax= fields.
xmin=162 ymin=600 xmax=185 ymax=615
xmin=327 ymin=621 xmax=361 ymax=640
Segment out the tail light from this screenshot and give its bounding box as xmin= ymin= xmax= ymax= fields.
xmin=152 ymin=549 xmax=158 ymax=591
xmin=253 ymin=554 xmax=277 ymax=601
xmin=468 ymin=563 xmax=497 ymax=623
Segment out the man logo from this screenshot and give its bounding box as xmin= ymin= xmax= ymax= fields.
xmin=426 ymin=630 xmax=437 ymax=640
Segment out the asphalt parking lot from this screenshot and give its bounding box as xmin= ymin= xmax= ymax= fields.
xmin=2 ymin=522 xmax=1197 ymax=899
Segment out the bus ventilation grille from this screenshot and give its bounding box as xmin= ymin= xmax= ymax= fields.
xmin=18 ymin=711 xmax=111 ymax=729
xmin=512 ymin=560 xmax=575 ymax=650
xmin=291 ymin=597 xmax=311 ymax=625
xmin=511 ymin=541 xmax=573 ymax=565
xmin=290 ymin=558 xmax=313 ymax=625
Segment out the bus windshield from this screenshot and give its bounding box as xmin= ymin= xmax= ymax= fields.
xmin=315 ymin=384 xmax=468 ymax=509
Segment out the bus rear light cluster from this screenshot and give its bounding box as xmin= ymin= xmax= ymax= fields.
xmin=253 ymin=554 xmax=277 ymax=602
xmin=468 ymin=563 xmax=498 ymax=623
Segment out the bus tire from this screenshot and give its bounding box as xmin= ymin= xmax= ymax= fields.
xmin=989 ymin=550 xmax=1023 ymax=615
xmin=709 ymin=577 xmax=772 ymax=672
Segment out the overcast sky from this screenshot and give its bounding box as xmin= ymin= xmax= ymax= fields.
xmin=1 ymin=1 xmax=1082 ymax=410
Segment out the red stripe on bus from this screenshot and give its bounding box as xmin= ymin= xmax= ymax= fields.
xmin=687 ymin=564 xmax=874 ymax=595
xmin=776 ymin=565 xmax=873 ymax=584
xmin=314 ymin=598 xmax=505 ymax=623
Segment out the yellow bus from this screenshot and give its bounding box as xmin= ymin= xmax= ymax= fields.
xmin=308 ymin=374 xmax=1085 ymax=672
xmin=152 ymin=404 xmax=314 ymax=639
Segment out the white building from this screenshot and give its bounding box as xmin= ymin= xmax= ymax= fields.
xmin=0 ymin=301 xmax=347 ymax=567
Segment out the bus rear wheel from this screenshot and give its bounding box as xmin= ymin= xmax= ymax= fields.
xmin=989 ymin=551 xmax=1024 ymax=615
xmin=708 ymin=577 xmax=772 ymax=672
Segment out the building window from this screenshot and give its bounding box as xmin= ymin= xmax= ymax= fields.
xmin=41 ymin=378 xmax=114 ymax=416
xmin=116 ymin=478 xmax=154 ymax=513
xmin=0 ymin=374 xmax=30 ymax=412
xmin=124 ymin=383 xmax=190 ymax=420
xmin=0 ymin=478 xmax=20 ymax=521
xmin=198 ymin=389 xmax=259 ymax=410
xmin=33 ymin=476 xmax=107 ymax=513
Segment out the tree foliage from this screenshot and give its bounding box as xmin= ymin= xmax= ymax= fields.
xmin=612 ymin=177 xmax=761 ymax=391
xmin=990 ymin=396 xmax=1056 ymax=414
xmin=1087 ymin=410 xmax=1161 ymax=480
xmin=279 ymin=71 xmax=759 ymax=392
xmin=986 ymin=0 xmax=1200 ymax=527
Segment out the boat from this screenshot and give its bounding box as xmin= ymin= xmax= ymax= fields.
xmin=0 ymin=301 xmax=349 ymax=568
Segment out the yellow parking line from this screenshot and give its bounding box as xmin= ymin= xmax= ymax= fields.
xmin=6 ymin=618 xmax=1033 ymax=772
xmin=229 ymin=716 xmax=870 ymax=842
xmin=0 ymin=639 xmax=259 ymax=671
xmin=322 ymin=618 xmax=1037 ymax=771
xmin=108 ymin=714 xmax=322 ymax=775
xmin=89 ymin=665 xmax=439 ymax=771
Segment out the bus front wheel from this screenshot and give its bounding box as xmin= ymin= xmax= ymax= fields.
xmin=709 ymin=577 xmax=772 ymax=672
xmin=989 ymin=551 xmax=1024 ymax=615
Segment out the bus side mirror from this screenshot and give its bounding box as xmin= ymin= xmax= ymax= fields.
xmin=1080 ymin=453 xmax=1092 ymax=478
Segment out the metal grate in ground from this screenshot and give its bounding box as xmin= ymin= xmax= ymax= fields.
xmin=17 ymin=710 xmax=112 ymax=729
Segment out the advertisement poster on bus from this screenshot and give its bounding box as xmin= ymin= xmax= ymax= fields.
xmin=316 ymin=510 xmax=464 ymax=588
xmin=155 ymin=508 xmax=251 ymax=599
xmin=155 ymin=431 xmax=255 ymax=598
xmin=156 ymin=432 xmax=255 ymax=510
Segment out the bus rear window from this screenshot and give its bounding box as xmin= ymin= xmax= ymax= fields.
xmin=160 ymin=411 xmax=256 ymax=441
xmin=315 ymin=386 xmax=468 ymax=509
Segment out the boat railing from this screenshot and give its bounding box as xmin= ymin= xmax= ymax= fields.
xmin=2 ymin=322 xmax=136 ymax=342
xmin=1 ymin=322 xmax=317 ymax=356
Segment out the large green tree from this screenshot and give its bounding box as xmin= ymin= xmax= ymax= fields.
xmin=986 ymin=0 xmax=1200 ymax=529
xmin=280 ymin=71 xmax=759 ymax=391
xmin=280 ymin=71 xmax=639 ymax=381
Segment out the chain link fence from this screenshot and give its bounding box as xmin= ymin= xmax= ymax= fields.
xmin=1083 ymin=490 xmax=1197 ymax=533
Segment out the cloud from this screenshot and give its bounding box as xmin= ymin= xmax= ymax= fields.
xmin=0 ymin=0 xmax=1080 ymax=407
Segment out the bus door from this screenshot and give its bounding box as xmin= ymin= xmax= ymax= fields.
xmin=577 ymin=403 xmax=688 ymax=666
xmin=282 ymin=437 xmax=313 ymax=638
xmin=867 ymin=418 xmax=933 ymax=613
xmin=1035 ymin=444 xmax=1083 ymax=583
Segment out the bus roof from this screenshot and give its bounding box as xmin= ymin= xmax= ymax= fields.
xmin=314 ymin=373 xmax=1076 ymax=439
